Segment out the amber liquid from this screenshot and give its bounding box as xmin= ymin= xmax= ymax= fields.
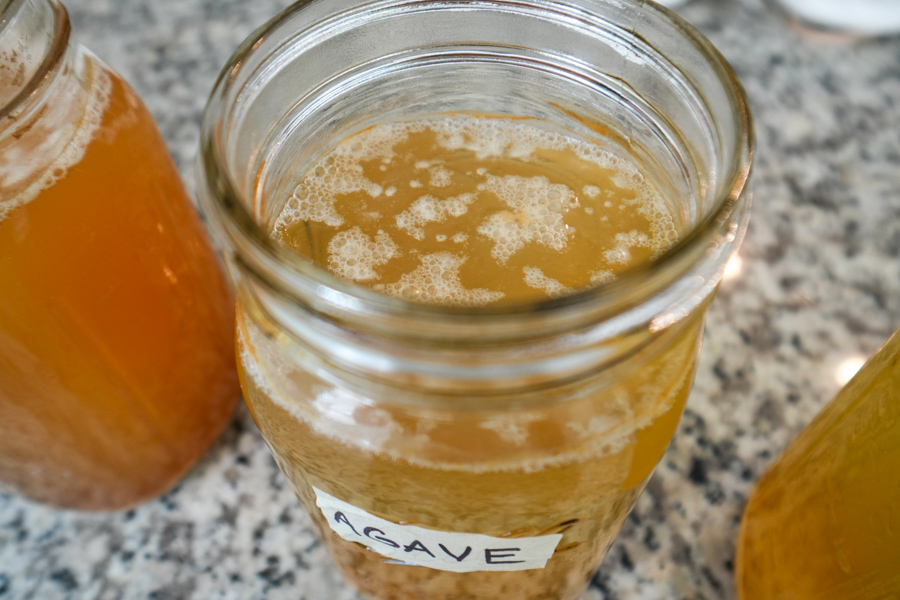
xmin=737 ymin=331 xmax=900 ymax=600
xmin=276 ymin=116 xmax=677 ymax=304
xmin=239 ymin=115 xmax=703 ymax=599
xmin=0 ymin=63 xmax=239 ymax=509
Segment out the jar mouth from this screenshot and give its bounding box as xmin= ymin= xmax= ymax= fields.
xmin=199 ymin=0 xmax=752 ymax=332
xmin=0 ymin=0 xmax=70 ymax=123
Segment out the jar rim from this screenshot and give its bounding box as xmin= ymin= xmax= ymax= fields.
xmin=0 ymin=0 xmax=70 ymax=123
xmin=199 ymin=0 xmax=753 ymax=327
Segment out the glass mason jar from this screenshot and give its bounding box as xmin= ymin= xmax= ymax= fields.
xmin=198 ymin=0 xmax=752 ymax=598
xmin=0 ymin=0 xmax=240 ymax=510
xmin=736 ymin=329 xmax=900 ymax=599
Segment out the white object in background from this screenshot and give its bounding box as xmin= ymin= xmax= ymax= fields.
xmin=836 ymin=356 xmax=866 ymax=386
xmin=654 ymin=0 xmax=691 ymax=7
xmin=773 ymin=0 xmax=900 ymax=35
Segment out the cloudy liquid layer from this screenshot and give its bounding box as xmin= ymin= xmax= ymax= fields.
xmin=238 ymin=115 xmax=704 ymax=600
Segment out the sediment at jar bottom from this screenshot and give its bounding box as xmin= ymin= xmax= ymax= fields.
xmin=0 ymin=60 xmax=240 ymax=510
xmin=242 ymin=366 xmax=647 ymax=600
xmin=234 ymin=299 xmax=703 ymax=600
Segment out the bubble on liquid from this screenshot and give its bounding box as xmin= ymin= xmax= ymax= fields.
xmin=590 ymin=270 xmax=617 ymax=285
xmin=479 ymin=412 xmax=543 ymax=446
xmin=327 ymin=227 xmax=399 ymax=281
xmin=523 ymin=266 xmax=572 ymax=298
xmin=430 ymin=114 xmax=573 ymax=161
xmin=476 ymin=174 xmax=578 ymax=263
xmin=274 ymin=120 xmax=423 ymax=233
xmin=395 ymin=193 xmax=475 ymax=240
xmin=603 ymin=247 xmax=632 ymax=265
xmin=452 ymin=233 xmax=468 ymax=243
xmin=278 ymin=166 xmax=381 ymax=229
xmin=1 ymin=68 xmax=112 ymax=222
xmin=436 ymin=234 xmax=447 ymax=242
xmin=615 ymin=230 xmax=651 ymax=248
xmin=575 ymin=146 xmax=677 ymax=258
xmin=428 ymin=165 xmax=452 ymax=188
xmin=375 ymin=252 xmax=503 ymax=306
xmin=601 ymin=229 xmax=655 ymax=267
xmin=583 ymin=185 xmax=600 ymax=198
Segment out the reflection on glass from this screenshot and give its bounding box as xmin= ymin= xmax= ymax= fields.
xmin=835 ymin=356 xmax=866 ymax=386
xmin=723 ymin=254 xmax=742 ymax=282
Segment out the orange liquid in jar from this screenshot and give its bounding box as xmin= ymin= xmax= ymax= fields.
xmin=276 ymin=116 xmax=678 ymax=304
xmin=236 ymin=115 xmax=705 ymax=600
xmin=0 ymin=60 xmax=240 ymax=510
xmin=737 ymin=331 xmax=900 ymax=600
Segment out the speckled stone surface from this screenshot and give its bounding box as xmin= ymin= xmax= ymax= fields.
xmin=2 ymin=0 xmax=899 ymax=598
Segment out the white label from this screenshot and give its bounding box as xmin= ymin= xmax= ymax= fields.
xmin=314 ymin=487 xmax=563 ymax=573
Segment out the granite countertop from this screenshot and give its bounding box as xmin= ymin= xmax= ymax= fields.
xmin=2 ymin=0 xmax=899 ymax=598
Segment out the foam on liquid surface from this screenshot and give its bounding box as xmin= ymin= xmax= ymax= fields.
xmin=274 ymin=114 xmax=677 ymax=306
xmin=239 ymin=303 xmax=696 ymax=473
xmin=0 ymin=59 xmax=111 ymax=222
